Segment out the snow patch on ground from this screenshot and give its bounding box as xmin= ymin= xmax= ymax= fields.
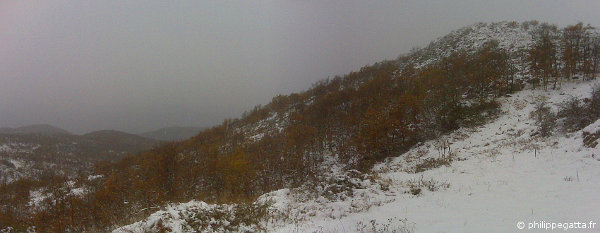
xmin=28 ymin=189 xmax=49 ymax=208
xmin=113 ymin=201 xmax=261 ymax=233
xmin=0 ymin=142 xmax=40 ymax=153
xmin=87 ymin=174 xmax=103 ymax=181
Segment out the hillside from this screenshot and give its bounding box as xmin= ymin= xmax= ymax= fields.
xmin=140 ymin=126 xmax=206 ymax=141
xmin=266 ymin=79 xmax=600 ymax=232
xmin=117 ymin=78 xmax=600 ymax=233
xmin=1 ymin=21 xmax=599 ymax=232
xmin=406 ymin=21 xmax=540 ymax=69
xmin=0 ymin=129 xmax=162 ymax=184
xmin=83 ymin=130 xmax=162 ymax=152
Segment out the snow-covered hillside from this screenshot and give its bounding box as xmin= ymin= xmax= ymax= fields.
xmin=400 ymin=21 xmax=567 ymax=83
xmin=411 ymin=22 xmax=539 ymax=66
xmin=270 ymin=79 xmax=600 ymax=233
xmin=114 ymin=77 xmax=600 ymax=232
xmin=232 ymin=21 xmax=550 ymax=147
xmin=0 ymin=131 xmax=161 ymax=184
xmin=0 ymin=142 xmax=40 ymax=184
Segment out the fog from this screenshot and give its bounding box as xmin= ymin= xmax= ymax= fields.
xmin=1 ymin=0 xmax=599 ymax=134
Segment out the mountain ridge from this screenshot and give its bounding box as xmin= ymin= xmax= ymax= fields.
xmin=0 ymin=124 xmax=71 ymax=135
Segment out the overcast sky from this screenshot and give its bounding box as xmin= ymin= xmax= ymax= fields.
xmin=1 ymin=1 xmax=599 ymax=134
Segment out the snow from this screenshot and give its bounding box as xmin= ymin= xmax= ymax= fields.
xmin=87 ymin=174 xmax=103 ymax=181
xmin=406 ymin=21 xmax=569 ymax=84
xmin=413 ymin=22 xmax=534 ymax=67
xmin=270 ymin=79 xmax=600 ymax=233
xmin=0 ymin=144 xmax=10 ymax=153
xmin=9 ymin=159 xmax=23 ymax=169
xmin=583 ymin=119 xmax=600 ymax=134
xmin=70 ymin=187 xmax=86 ymax=197
xmin=0 ymin=158 xmax=27 ymax=183
xmin=28 ymin=189 xmax=48 ymax=208
xmin=0 ymin=142 xmax=39 ymax=153
xmin=114 ymin=79 xmax=600 ymax=232
xmin=114 ymin=202 xmax=199 ymax=233
xmin=244 ymin=112 xmax=289 ymax=143
xmin=113 ymin=201 xmax=258 ymax=233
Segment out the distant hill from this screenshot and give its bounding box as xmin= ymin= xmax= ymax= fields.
xmin=0 ymin=128 xmax=163 ymax=183
xmin=83 ymin=130 xmax=162 ymax=152
xmin=0 ymin=124 xmax=71 ymax=135
xmin=140 ymin=126 xmax=206 ymax=141
xmin=0 ymin=128 xmax=12 ymax=134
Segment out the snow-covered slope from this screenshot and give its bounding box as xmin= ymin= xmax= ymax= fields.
xmin=114 ymin=79 xmax=600 ymax=232
xmin=411 ymin=22 xmax=537 ymax=65
xmin=270 ymin=79 xmax=600 ymax=232
xmin=400 ymin=21 xmax=562 ymax=83
xmin=0 ymin=142 xmax=40 ymax=183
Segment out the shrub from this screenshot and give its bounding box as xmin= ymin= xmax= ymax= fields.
xmin=405 ymin=177 xmax=450 ymax=194
xmin=558 ymin=97 xmax=590 ymax=132
xmin=589 ymin=84 xmax=600 ymax=119
xmin=458 ymin=100 xmax=501 ymax=127
xmin=410 ymin=187 xmax=422 ymax=196
xmin=530 ymin=99 xmax=556 ymax=137
xmin=355 ymin=218 xmax=415 ymax=233
xmin=414 ymin=157 xmax=452 ymax=173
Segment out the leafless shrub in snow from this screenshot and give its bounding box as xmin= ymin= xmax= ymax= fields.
xmin=530 ymin=99 xmax=556 ymax=137
xmin=414 ymin=155 xmax=453 ymax=173
xmin=403 ymin=176 xmax=450 ymax=195
xmin=558 ymin=96 xmax=590 ymax=132
xmin=590 ymin=84 xmax=600 ymax=118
